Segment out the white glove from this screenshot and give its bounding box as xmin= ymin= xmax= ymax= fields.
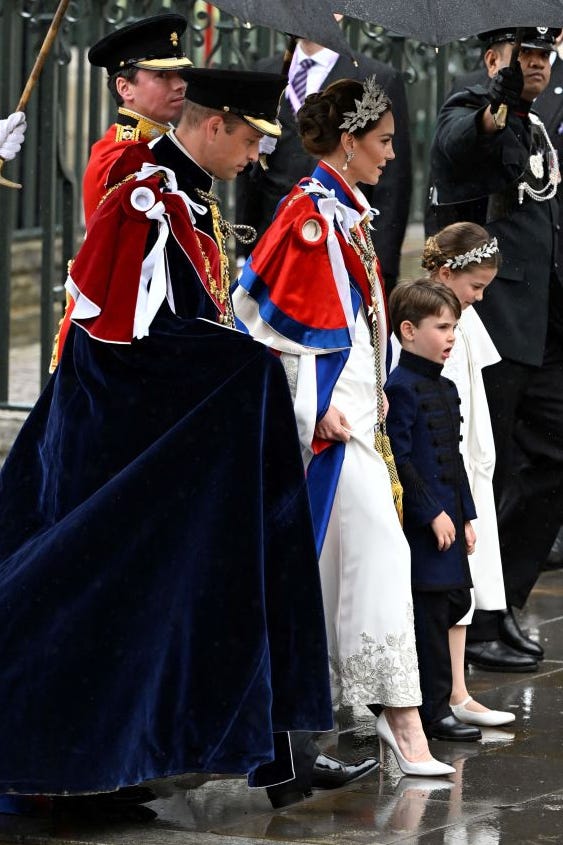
xmin=259 ymin=134 xmax=278 ymax=156
xmin=0 ymin=112 xmax=27 ymax=161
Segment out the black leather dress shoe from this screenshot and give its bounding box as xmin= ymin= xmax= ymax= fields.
xmin=425 ymin=714 xmax=481 ymax=742
xmin=310 ymin=753 xmax=379 ymax=789
xmin=499 ymin=607 xmax=544 ymax=659
xmin=266 ymin=783 xmax=308 ymax=809
xmin=465 ymin=639 xmax=538 ymax=672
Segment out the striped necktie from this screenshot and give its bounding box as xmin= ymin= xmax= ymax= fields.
xmin=292 ymin=58 xmax=316 ymax=106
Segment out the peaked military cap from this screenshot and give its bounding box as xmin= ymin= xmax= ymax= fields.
xmin=182 ymin=68 xmax=286 ymax=138
xmin=89 ymin=13 xmax=192 ymax=75
xmin=478 ymin=27 xmax=561 ymax=52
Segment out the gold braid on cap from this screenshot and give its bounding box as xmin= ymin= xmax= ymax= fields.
xmin=339 ymin=76 xmax=388 ymax=133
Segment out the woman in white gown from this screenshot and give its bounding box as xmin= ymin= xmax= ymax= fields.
xmin=234 ymin=77 xmax=454 ymax=775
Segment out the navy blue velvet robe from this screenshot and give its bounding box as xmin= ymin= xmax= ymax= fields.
xmin=0 ymin=138 xmax=332 ymax=794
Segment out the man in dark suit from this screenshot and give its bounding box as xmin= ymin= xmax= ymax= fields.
xmin=427 ymin=26 xmax=563 ymax=673
xmin=236 ymin=30 xmax=412 ymax=293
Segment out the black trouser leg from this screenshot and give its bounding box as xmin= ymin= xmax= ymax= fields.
xmin=466 ymin=609 xmax=501 ymax=642
xmin=499 ymin=345 xmax=563 ymax=606
xmin=412 ymin=589 xmax=470 ymax=727
xmin=482 ymin=352 xmax=563 ymax=608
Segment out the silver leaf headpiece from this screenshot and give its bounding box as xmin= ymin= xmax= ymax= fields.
xmin=339 ymin=76 xmax=388 ymax=133
xmin=443 ymin=237 xmax=500 ymax=270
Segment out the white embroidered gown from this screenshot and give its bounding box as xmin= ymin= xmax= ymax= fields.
xmin=320 ymin=306 xmax=422 ymax=707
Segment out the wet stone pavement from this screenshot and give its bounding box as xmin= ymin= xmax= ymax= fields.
xmin=0 ymin=569 xmax=560 ymax=844
xmin=1 ymin=228 xmax=562 ymax=843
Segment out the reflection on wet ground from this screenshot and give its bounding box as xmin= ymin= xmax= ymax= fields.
xmin=1 ymin=568 xmax=563 ymax=845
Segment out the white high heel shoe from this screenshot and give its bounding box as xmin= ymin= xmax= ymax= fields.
xmin=375 ymin=712 xmax=456 ymax=777
xmin=451 ymin=696 xmax=516 ymax=727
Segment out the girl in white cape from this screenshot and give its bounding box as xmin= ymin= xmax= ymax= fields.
xmin=422 ymin=222 xmax=514 ymax=727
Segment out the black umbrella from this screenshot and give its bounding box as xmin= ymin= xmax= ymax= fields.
xmin=210 ymin=0 xmax=353 ymax=59
xmin=337 ymin=0 xmax=563 ymax=45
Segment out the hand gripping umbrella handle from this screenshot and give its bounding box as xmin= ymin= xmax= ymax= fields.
xmin=0 ymin=0 xmax=72 ymax=189
xmin=494 ymin=36 xmax=522 ymax=131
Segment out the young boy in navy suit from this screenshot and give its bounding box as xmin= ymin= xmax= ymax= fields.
xmin=385 ymin=279 xmax=481 ymax=742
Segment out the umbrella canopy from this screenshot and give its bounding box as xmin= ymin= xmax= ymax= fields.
xmin=211 ymin=0 xmax=353 ymax=57
xmin=337 ymin=0 xmax=563 ymax=46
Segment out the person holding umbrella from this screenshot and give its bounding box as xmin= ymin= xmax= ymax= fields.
xmin=427 ymin=26 xmax=562 ymax=673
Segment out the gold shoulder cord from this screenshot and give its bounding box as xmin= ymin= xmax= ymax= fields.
xmin=349 ymin=218 xmax=403 ymax=524
xmin=195 ymin=188 xmax=256 ymax=327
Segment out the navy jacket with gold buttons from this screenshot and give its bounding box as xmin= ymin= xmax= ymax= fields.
xmin=385 ymin=349 xmax=477 ymax=591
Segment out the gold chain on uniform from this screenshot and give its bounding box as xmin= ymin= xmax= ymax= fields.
xmin=195 ymin=188 xmax=257 ymax=327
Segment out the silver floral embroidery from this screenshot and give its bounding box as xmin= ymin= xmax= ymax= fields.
xmin=329 ymin=607 xmax=421 ymax=707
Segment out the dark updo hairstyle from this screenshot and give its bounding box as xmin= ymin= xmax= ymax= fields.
xmin=297 ymin=77 xmax=392 ymax=157
xmin=422 ymin=222 xmax=501 ymax=275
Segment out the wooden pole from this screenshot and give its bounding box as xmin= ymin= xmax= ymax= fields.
xmin=0 ymin=0 xmax=71 ymax=188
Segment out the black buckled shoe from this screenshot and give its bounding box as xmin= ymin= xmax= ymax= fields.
xmin=425 ymin=714 xmax=481 ymax=742
xmin=465 ymin=639 xmax=538 ymax=672
xmin=311 ymin=753 xmax=379 ymax=789
xmin=499 ymin=607 xmax=544 ymax=659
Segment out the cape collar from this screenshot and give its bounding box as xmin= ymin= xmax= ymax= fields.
xmin=310 ymin=161 xmax=367 ymax=215
xmin=399 ymin=348 xmax=443 ymax=380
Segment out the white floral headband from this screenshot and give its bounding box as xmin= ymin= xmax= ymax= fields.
xmin=443 ymin=238 xmax=499 ymax=270
xmin=339 ymin=76 xmax=388 ymax=133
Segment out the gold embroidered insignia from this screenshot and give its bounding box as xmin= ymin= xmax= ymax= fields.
xmin=170 ymin=31 xmax=179 ymax=47
xmin=115 ymin=124 xmax=139 ymax=142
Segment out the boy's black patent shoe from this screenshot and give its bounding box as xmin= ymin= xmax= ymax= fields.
xmin=425 ymin=714 xmax=481 ymax=742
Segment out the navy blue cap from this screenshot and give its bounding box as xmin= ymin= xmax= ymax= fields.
xmin=183 ymin=68 xmax=286 ymax=138
xmin=89 ymin=14 xmax=192 ymax=75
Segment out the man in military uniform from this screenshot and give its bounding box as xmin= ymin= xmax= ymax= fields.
xmin=51 ymin=14 xmax=192 ymax=369
xmin=83 ymin=13 xmax=192 ymax=223
xmin=427 ymin=27 xmax=563 ymax=672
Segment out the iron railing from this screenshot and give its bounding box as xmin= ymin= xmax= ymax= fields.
xmin=0 ymin=0 xmax=482 ymax=409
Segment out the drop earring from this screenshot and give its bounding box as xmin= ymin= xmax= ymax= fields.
xmin=343 ymin=150 xmax=354 ymax=171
